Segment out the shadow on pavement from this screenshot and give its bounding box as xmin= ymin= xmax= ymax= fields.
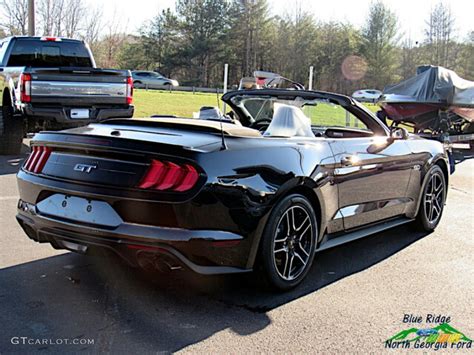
xmin=0 ymin=143 xmax=30 ymax=176
xmin=452 ymin=148 xmax=473 ymax=165
xmin=0 ymin=224 xmax=428 ymax=353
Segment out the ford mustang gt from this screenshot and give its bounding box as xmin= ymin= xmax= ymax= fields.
xmin=16 ymin=89 xmax=449 ymax=289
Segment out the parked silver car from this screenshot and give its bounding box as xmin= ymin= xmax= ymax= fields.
xmin=352 ymin=89 xmax=382 ymax=103
xmin=131 ymin=71 xmax=179 ymax=88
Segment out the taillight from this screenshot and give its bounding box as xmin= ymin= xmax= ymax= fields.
xmin=137 ymin=159 xmax=200 ymax=192
xmin=23 ymin=146 xmax=52 ymax=174
xmin=20 ymin=73 xmax=32 ymax=103
xmin=40 ymin=37 xmax=61 ymax=42
xmin=126 ymin=76 xmax=133 ymax=104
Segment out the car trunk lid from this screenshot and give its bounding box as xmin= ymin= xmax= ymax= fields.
xmin=21 ymin=119 xmax=238 ymax=194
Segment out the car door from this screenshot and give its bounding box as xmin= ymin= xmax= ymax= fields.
xmin=154 ymin=74 xmax=167 ymax=87
xmin=146 ymin=73 xmax=160 ymax=88
xmin=133 ymin=72 xmax=147 ymax=88
xmin=326 ymin=110 xmax=414 ymax=230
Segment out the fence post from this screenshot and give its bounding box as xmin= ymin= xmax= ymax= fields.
xmin=308 ymin=66 xmax=314 ymax=91
xmin=222 ymin=63 xmax=228 ymax=114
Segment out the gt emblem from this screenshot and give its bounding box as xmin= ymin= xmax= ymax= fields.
xmin=74 ymin=163 xmax=97 ymax=173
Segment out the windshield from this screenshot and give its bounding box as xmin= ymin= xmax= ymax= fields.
xmin=230 ymin=95 xmax=370 ymax=130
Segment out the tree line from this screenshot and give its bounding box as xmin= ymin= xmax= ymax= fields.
xmin=1 ymin=0 xmax=473 ymax=93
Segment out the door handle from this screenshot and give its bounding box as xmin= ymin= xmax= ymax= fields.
xmin=341 ymin=155 xmax=361 ymax=166
xmin=340 ymin=156 xmax=353 ymax=166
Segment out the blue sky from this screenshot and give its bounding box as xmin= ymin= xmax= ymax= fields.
xmin=89 ymin=0 xmax=473 ymax=41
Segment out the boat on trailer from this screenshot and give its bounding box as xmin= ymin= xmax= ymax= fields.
xmin=378 ymin=65 xmax=474 ymax=149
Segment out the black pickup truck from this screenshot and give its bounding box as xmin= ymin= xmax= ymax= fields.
xmin=0 ymin=36 xmax=134 ymax=154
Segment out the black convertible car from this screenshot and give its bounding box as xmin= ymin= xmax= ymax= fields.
xmin=16 ymin=89 xmax=449 ymax=289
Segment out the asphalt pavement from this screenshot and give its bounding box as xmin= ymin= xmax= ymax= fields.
xmin=0 ymin=142 xmax=473 ymax=354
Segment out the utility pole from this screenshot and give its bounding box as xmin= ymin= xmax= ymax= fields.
xmin=28 ymin=0 xmax=35 ymax=36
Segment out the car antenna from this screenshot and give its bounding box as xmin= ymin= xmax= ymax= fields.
xmin=216 ymin=90 xmax=227 ymax=150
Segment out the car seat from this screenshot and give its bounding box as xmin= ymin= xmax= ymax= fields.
xmin=264 ymin=103 xmax=315 ymax=138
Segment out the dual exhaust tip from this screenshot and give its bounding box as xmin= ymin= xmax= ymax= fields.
xmin=135 ymin=250 xmax=183 ymax=273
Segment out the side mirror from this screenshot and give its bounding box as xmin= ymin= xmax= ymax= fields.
xmin=390 ymin=127 xmax=409 ymax=141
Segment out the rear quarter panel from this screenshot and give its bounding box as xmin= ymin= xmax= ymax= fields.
xmin=196 ymin=136 xmax=339 ymax=264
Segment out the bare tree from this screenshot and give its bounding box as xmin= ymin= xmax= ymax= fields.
xmin=37 ymin=0 xmax=66 ymax=36
xmin=95 ymin=9 xmax=128 ymax=68
xmin=0 ymin=0 xmax=28 ymax=35
xmin=64 ymin=0 xmax=85 ymax=37
xmin=37 ymin=0 xmax=87 ymax=37
xmin=38 ymin=0 xmax=55 ymax=35
xmin=399 ymin=37 xmax=422 ymax=80
xmin=424 ymin=1 xmax=455 ymax=67
xmin=82 ymin=6 xmax=102 ymax=51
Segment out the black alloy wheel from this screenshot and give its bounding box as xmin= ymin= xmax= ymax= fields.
xmin=414 ymin=165 xmax=446 ymax=231
xmin=259 ymin=194 xmax=318 ymax=290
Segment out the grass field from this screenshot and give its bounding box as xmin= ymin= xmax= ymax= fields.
xmin=133 ymin=89 xmax=380 ymax=127
xmin=133 ymin=89 xmax=223 ymax=118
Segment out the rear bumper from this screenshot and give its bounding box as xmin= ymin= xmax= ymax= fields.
xmin=21 ymin=104 xmax=134 ymax=124
xmin=16 ymin=202 xmax=251 ymax=275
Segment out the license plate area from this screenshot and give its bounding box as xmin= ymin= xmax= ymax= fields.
xmin=70 ymin=108 xmax=89 ymax=119
xmin=37 ymin=194 xmax=122 ymax=227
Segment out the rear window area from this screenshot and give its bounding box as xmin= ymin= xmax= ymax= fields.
xmin=7 ymin=39 xmax=93 ymax=67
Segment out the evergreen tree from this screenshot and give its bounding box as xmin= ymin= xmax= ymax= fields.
xmin=175 ymin=0 xmax=231 ymax=86
xmin=424 ymin=1 xmax=455 ymax=67
xmin=360 ymin=1 xmax=400 ymax=89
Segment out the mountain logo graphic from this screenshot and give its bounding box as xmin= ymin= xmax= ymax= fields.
xmin=387 ymin=323 xmax=472 ymax=343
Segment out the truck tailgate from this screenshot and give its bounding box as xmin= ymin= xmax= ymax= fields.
xmin=29 ymin=67 xmax=130 ymax=105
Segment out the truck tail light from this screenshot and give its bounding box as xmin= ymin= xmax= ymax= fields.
xmin=137 ymin=159 xmax=200 ymax=192
xmin=20 ymin=73 xmax=32 ymax=103
xmin=40 ymin=37 xmax=61 ymax=42
xmin=126 ymin=76 xmax=133 ymax=104
xmin=24 ymin=146 xmax=52 ymax=174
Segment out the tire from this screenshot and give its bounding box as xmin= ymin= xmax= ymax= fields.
xmin=0 ymin=104 xmax=24 ymax=155
xmin=258 ymin=194 xmax=318 ymax=290
xmin=133 ymin=81 xmax=142 ymax=88
xmin=413 ymin=165 xmax=446 ymax=232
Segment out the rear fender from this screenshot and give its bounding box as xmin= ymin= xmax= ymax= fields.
xmin=245 ymin=175 xmax=329 ymax=269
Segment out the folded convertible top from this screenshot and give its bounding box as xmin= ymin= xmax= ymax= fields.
xmin=382 ymin=66 xmax=474 ymax=107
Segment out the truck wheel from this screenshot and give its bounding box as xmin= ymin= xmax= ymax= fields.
xmin=0 ymin=105 xmax=24 ymax=155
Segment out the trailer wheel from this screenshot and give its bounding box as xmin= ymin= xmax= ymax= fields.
xmin=0 ymin=103 xmax=24 ymax=155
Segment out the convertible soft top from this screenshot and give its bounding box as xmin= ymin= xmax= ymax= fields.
xmin=382 ymin=66 xmax=474 ymax=107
